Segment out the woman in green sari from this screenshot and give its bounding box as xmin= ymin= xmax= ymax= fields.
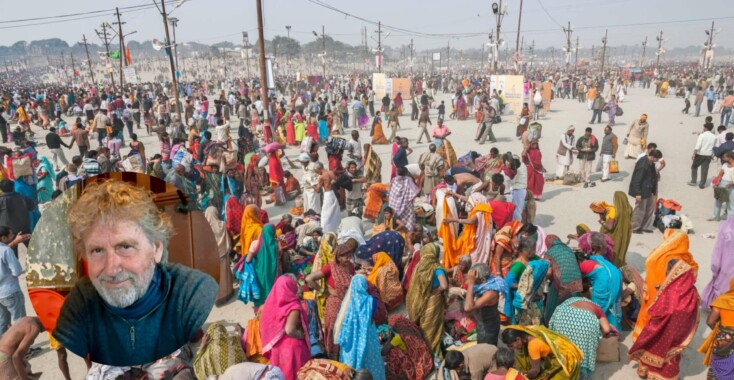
xmin=406 ymin=243 xmax=448 ymax=358
xmin=590 ymin=191 xmax=632 ymax=267
xmin=246 ymin=224 xmax=279 ymax=308
xmin=542 ymin=235 xmax=583 ymax=324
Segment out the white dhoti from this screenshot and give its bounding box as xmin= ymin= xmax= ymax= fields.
xmin=321 ymin=190 xmax=341 ymax=234
xmin=555 ymin=153 xmax=573 ymax=178
xmin=303 ymin=189 xmax=322 ymax=213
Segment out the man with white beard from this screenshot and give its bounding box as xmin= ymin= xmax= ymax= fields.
xmin=53 ymin=180 xmax=217 ymax=366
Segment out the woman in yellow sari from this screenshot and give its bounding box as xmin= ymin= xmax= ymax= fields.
xmin=366 ymin=252 xmax=404 ymax=311
xmin=239 ymin=205 xmax=264 ymax=257
xmin=659 ymin=80 xmax=670 ymax=97
xmin=406 ymin=243 xmax=448 ymax=358
xmin=633 ymin=229 xmax=699 ymax=341
xmin=362 ymin=143 xmax=382 ymax=185
xmin=501 ymin=325 xmax=583 ymax=380
xmin=589 ymin=191 xmax=633 ymax=267
xmin=312 ymin=232 xmax=338 ymax=321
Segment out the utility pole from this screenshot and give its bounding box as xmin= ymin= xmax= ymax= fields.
xmin=410 ymin=38 xmax=414 ymax=74
xmin=529 ymin=40 xmax=535 ymax=69
xmin=600 ymin=29 xmax=608 ymax=75
xmin=114 ymin=7 xmax=126 ymax=89
xmin=574 ymin=36 xmax=580 ymax=73
xmin=96 ymin=23 xmax=116 ymax=91
xmin=60 ymin=52 xmax=68 ymax=84
xmin=563 ymin=21 xmax=573 ymax=73
xmin=243 ymin=32 xmax=251 ymax=80
xmin=256 ymin=0 xmax=270 ymax=123
xmin=169 ymin=17 xmax=180 ymax=73
xmin=655 ymin=31 xmax=663 ymax=69
xmin=515 ymin=0 xmax=523 ymax=60
xmin=82 ymin=35 xmax=97 ymax=86
xmin=158 ymin=0 xmax=181 ymax=121
xmin=703 ymin=22 xmax=714 ymax=71
xmin=70 ymin=53 xmax=77 ymax=82
xmin=641 ymin=36 xmax=648 ymax=67
xmin=285 ymin=25 xmax=291 ymax=75
xmin=321 ymin=25 xmax=326 ymax=78
xmin=377 ymin=21 xmax=382 ymax=73
xmin=492 ymin=0 xmax=504 ymax=74
xmin=447 ymin=41 xmax=450 ymax=75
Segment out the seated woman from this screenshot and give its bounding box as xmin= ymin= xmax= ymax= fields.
xmin=699 ymin=279 xmax=734 ymax=380
xmin=485 ymin=347 xmax=530 ymax=380
xmin=491 ymin=221 xmax=524 ymax=277
xmin=356 ymin=231 xmax=406 ymax=275
xmin=366 ymin=252 xmax=404 ymax=311
xmin=578 ymin=233 xmax=624 ymax=331
xmin=501 ymin=325 xmax=583 ymax=380
xmin=504 ymin=237 xmax=549 ymax=325
xmin=549 ymin=297 xmax=618 ymax=380
xmin=297 ymin=359 xmax=355 ymax=380
xmin=380 ymin=315 xmax=434 ymax=380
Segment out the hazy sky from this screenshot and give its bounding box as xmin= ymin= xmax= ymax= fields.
xmin=0 ymin=0 xmax=731 ymax=52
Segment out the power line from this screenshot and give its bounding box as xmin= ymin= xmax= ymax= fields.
xmin=535 ymin=0 xmax=564 ymax=29
xmin=0 ymin=1 xmax=182 ymax=31
xmin=0 ymin=1 xmax=178 ymax=24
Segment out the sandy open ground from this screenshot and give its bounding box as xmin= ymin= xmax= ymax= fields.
xmin=15 ymin=83 xmax=720 ymax=379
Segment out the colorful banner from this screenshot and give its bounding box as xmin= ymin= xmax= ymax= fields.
xmin=391 ymin=78 xmax=411 ymax=99
xmin=373 ymin=73 xmax=387 ymax=99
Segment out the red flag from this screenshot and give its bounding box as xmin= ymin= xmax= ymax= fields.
xmin=125 ymin=45 xmax=132 ymax=65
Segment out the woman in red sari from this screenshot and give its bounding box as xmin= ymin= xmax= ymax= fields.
xmin=522 ymin=140 xmax=545 ymax=200
xmin=244 ymin=154 xmax=263 ymax=208
xmin=306 ymin=114 xmax=319 ymax=144
xmin=628 ymin=259 xmax=699 ymax=380
xmin=305 ymin=239 xmax=358 ymax=359
xmin=285 ymin=110 xmax=296 ymax=146
xmin=381 ymin=315 xmax=434 ymax=380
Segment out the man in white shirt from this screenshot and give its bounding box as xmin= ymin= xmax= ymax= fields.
xmin=346 ymin=131 xmax=363 ymax=162
xmin=690 ymin=123 xmax=717 ymax=189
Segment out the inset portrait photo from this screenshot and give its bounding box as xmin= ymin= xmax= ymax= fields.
xmin=26 ymin=173 xmax=219 ymax=367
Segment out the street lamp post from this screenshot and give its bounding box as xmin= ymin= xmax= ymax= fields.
xmin=285 ymin=25 xmax=291 ymax=76
xmin=491 ymin=1 xmax=506 ymax=74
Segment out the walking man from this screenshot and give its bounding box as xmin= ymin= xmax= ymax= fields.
xmin=694 ymin=86 xmax=704 ymax=117
xmin=45 ymin=127 xmax=71 ymax=171
xmin=689 ymin=123 xmax=717 ymax=189
xmin=706 ymin=85 xmax=717 ymax=114
xmin=576 ymin=127 xmax=599 ymax=188
xmin=387 ymin=106 xmax=400 ymax=142
xmin=629 ymin=149 xmax=662 ymax=234
xmin=589 ymin=92 xmax=604 ymax=124
xmin=0 ymin=226 xmax=28 ymax=335
xmin=722 ymin=90 xmax=734 ymax=126
xmin=477 ymin=103 xmax=497 ymax=144
xmin=416 ymin=106 xmax=432 ymax=144
xmin=598 ymin=125 xmax=618 ymax=182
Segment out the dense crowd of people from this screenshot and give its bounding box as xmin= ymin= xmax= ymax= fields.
xmin=0 ymin=62 xmax=733 ymax=380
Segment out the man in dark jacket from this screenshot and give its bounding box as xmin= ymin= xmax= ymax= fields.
xmin=0 ymin=179 xmax=35 ymax=256
xmin=629 ymin=149 xmax=663 ymax=234
xmin=576 ymin=127 xmax=599 ymax=188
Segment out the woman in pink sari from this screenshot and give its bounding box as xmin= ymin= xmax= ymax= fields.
xmin=259 ymin=275 xmax=310 ymax=380
xmin=522 ymin=140 xmax=545 ymax=200
xmin=285 ymin=111 xmax=296 ymax=146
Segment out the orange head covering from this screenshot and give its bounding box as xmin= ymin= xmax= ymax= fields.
xmin=240 ymin=205 xmax=264 ymax=254
xmin=633 ymin=229 xmax=698 ymax=341
xmin=589 ymin=201 xmax=606 ymax=215
xmin=712 ymin=278 xmax=734 ymax=312
xmin=367 ymin=252 xmax=393 ymax=284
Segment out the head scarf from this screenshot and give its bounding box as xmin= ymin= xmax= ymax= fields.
xmin=205 ymin=206 xmax=230 ymax=257
xmin=406 ymin=243 xmax=441 ymax=320
xmin=468 ymin=192 xmax=488 ymax=209
xmin=334 ymin=238 xmax=358 ymax=258
xmin=545 ymin=234 xmax=561 ymax=247
xmin=260 ymin=276 xmax=309 ymax=354
xmin=589 ymin=201 xmax=609 ymax=215
xmin=240 ymin=205 xmax=264 ymax=255
xmin=193 ymin=322 xmax=245 ymax=379
xmin=576 ymin=224 xmax=590 ymax=236
xmin=367 ymin=252 xmax=393 ymax=285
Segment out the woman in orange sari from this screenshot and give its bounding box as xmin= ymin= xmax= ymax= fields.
xmin=633 ymin=229 xmax=699 ymax=341
xmin=628 ymin=258 xmax=699 ymax=380
xmin=699 ymin=279 xmax=734 ymax=379
xmin=491 ymin=221 xmax=524 ymax=277
xmin=366 ymin=252 xmax=404 ymax=311
xmin=371 ymin=112 xmax=388 ymax=145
